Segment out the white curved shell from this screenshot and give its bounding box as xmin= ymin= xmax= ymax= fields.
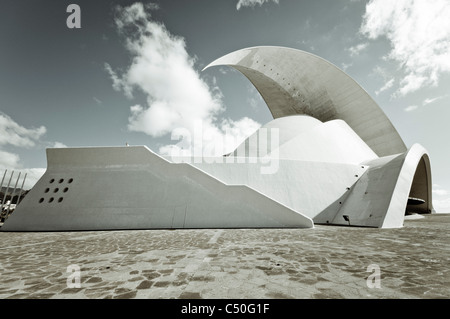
xmin=231 ymin=115 xmax=378 ymax=164
xmin=204 ymin=46 xmax=407 ymax=157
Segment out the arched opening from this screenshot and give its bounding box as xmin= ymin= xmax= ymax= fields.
xmin=406 ymin=155 xmax=432 ymax=214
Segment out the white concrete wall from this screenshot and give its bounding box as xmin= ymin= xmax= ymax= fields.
xmin=191 ymin=158 xmax=367 ymax=221
xmin=328 ymin=144 xmax=433 ymax=228
xmin=2 ymin=146 xmax=313 ymax=231
xmin=2 ymin=124 xmax=432 ymax=231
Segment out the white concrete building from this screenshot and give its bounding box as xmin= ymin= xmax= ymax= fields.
xmin=1 ymin=46 xmax=433 ymax=231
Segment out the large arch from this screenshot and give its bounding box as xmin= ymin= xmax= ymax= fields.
xmin=381 ymin=144 xmax=434 ymax=228
xmin=406 ymin=155 xmax=433 ymax=214
xmin=203 ymin=46 xmax=407 ymax=157
xmin=320 ymin=143 xmax=434 ymax=228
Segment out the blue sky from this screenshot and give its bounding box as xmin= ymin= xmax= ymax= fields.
xmin=1 ymin=0 xmax=449 ymax=211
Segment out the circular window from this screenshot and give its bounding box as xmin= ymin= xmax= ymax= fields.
xmin=68 ymin=178 xmax=73 ymax=184
xmin=59 ymin=178 xmax=64 ymax=183
xmin=50 ymin=179 xmax=55 ymax=184
xmin=58 ymin=197 xmax=63 ymax=203
xmin=63 ymin=187 xmax=69 ymax=193
xmin=44 ymin=188 xmax=50 ymax=193
xmin=48 ymin=197 xmax=54 ymax=203
xmin=54 ymin=188 xmax=59 ymax=193
xmin=39 ymin=198 xmax=44 ymax=203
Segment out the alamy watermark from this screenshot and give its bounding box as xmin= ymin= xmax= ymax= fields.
xmin=167 ymin=121 xmax=280 ymax=175
xmin=366 ymin=264 xmax=381 ymax=289
xmin=66 ymin=264 xmax=81 ymax=288
xmin=66 ymin=4 xmax=81 ymax=29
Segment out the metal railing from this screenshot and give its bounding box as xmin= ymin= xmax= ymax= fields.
xmin=0 ymin=169 xmax=27 ymax=223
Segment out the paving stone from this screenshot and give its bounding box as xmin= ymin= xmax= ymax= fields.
xmin=0 ymin=214 xmax=448 ymax=298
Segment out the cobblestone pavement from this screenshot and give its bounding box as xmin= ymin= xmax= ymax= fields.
xmin=0 ymin=214 xmax=449 ymax=299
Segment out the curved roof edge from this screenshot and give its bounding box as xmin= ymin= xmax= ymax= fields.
xmin=230 ymin=115 xmax=378 ymax=164
xmin=203 ymin=46 xmax=407 ymax=157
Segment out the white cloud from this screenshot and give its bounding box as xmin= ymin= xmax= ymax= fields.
xmin=236 ymin=0 xmax=279 ymax=10
xmin=375 ymin=78 xmax=395 ymax=95
xmin=432 ymin=185 xmax=450 ymax=212
xmin=52 ymin=142 xmax=68 ymax=148
xmin=433 ymin=197 xmax=450 ymax=213
xmin=104 ymin=63 xmax=133 ymax=98
xmin=348 ymin=42 xmax=369 ymax=57
xmin=0 ymin=112 xmax=62 ymax=190
xmin=433 ymin=188 xmax=449 ymax=196
xmin=219 ymin=117 xmax=261 ymax=153
xmin=107 ymin=3 xmax=261 ymax=156
xmin=360 ymin=0 xmax=450 ymax=96
xmin=370 ymin=66 xmax=397 ymax=96
xmin=0 ymin=150 xmax=21 ymax=168
xmin=341 ymin=62 xmax=353 ymax=71
xmin=0 ymin=112 xmax=47 ymax=189
xmin=0 ymin=112 xmax=46 ymax=148
xmin=93 ymin=97 xmax=103 ymax=105
xmin=159 ymin=116 xmax=261 ymax=158
xmin=245 ymin=83 xmax=265 ymax=110
xmin=371 ymin=65 xmax=388 ymax=78
xmin=218 ymin=67 xmax=228 ymax=75
xmin=404 ymin=105 xmax=418 ymax=112
xmin=422 ymin=95 xmax=446 ymax=106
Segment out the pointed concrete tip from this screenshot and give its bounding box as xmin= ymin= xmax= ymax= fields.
xmin=201 ymin=47 xmax=258 ymax=72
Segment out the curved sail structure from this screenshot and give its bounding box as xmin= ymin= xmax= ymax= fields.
xmin=204 ymin=46 xmax=407 ymax=157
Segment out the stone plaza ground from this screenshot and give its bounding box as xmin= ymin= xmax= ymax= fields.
xmin=0 ymin=213 xmax=449 ymax=299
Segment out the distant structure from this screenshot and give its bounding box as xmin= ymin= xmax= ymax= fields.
xmin=0 ymin=170 xmax=28 ymax=225
xmin=1 ymin=46 xmax=433 ymax=231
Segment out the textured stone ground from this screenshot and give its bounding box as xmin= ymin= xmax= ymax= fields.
xmin=0 ymin=213 xmax=448 ymax=299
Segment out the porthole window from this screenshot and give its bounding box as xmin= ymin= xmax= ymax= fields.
xmin=68 ymin=178 xmax=73 ymax=184
xmin=59 ymin=178 xmax=64 ymax=183
xmin=39 ymin=198 xmax=44 ymax=203
xmin=63 ymin=187 xmax=69 ymax=193
xmin=54 ymin=188 xmax=59 ymax=193
xmin=48 ymin=197 xmax=54 ymax=203
xmin=50 ymin=179 xmax=55 ymax=184
xmin=58 ymin=197 xmax=63 ymax=203
xmin=44 ymin=188 xmax=50 ymax=193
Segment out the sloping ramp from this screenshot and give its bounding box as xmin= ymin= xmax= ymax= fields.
xmin=1 ymin=146 xmax=313 ymax=231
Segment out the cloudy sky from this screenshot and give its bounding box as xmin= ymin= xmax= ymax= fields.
xmin=1 ymin=0 xmax=449 ymax=211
